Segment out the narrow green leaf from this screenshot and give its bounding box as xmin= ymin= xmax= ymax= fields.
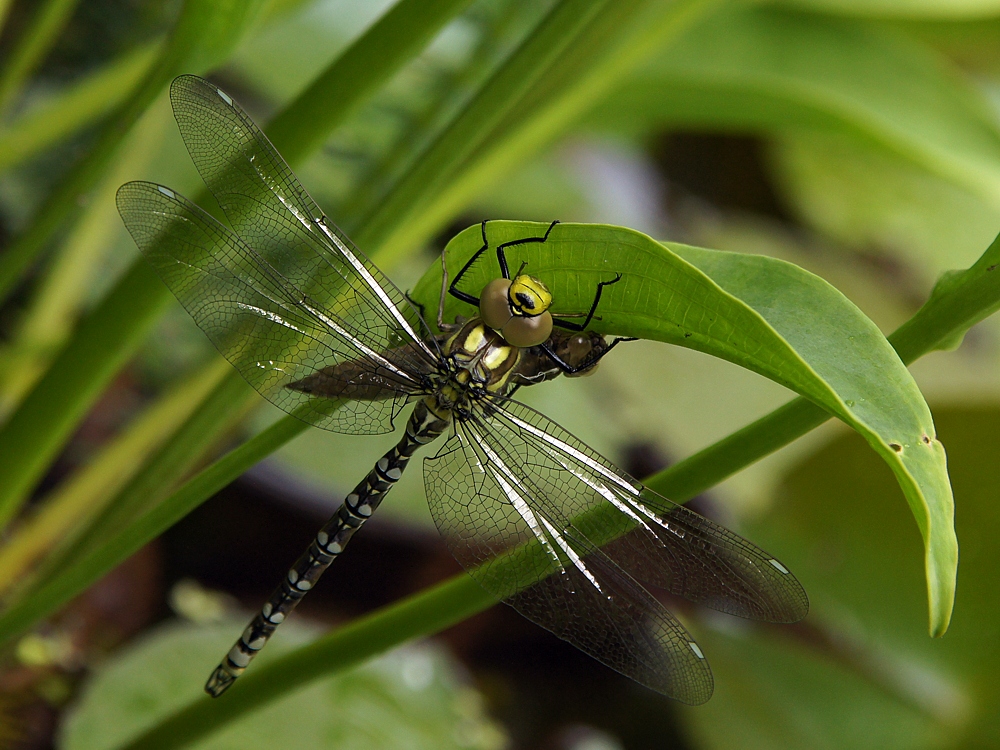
xmin=369 ymin=0 xmax=724 ymax=264
xmin=262 ymin=0 xmax=476 ymax=168
xmin=0 ymin=0 xmax=465 ymax=530
xmin=779 ymin=0 xmax=1000 ymax=19
xmin=0 ymin=96 xmax=173 ymax=416
xmin=410 ymin=221 xmax=955 ymax=634
xmin=0 ymin=360 xmax=230 ymax=597
xmin=0 ymin=41 xmax=161 ymax=174
xmin=0 ymin=0 xmax=82 ymax=115
xmin=0 ymin=0 xmax=268 ymax=304
xmin=351 ymin=0 xmax=616 ymax=255
xmin=0 ymin=409 xmax=308 ymax=648
xmin=0 ymin=262 xmax=173 ymax=529
xmin=590 ymin=7 xmax=1000 ymax=208
xmin=47 ymin=369 xmax=255 ymax=574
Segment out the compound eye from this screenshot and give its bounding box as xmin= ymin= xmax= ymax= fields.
xmin=503 ymin=311 xmax=553 ymax=348
xmin=508 ymin=275 xmax=552 ymax=316
xmin=479 ymin=278 xmax=513 ymax=330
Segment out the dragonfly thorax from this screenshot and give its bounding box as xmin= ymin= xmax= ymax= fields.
xmin=433 ymin=318 xmax=522 ymax=417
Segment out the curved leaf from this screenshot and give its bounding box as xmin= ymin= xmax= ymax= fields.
xmin=411 ymin=220 xmax=955 ymax=634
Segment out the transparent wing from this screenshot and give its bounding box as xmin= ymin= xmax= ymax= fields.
xmin=117 ymin=181 xmax=432 ymax=434
xmin=167 ymin=75 xmax=435 ymax=366
xmin=424 ymin=427 xmax=710 ymax=703
xmin=423 ymin=398 xmax=808 ymax=703
xmin=474 ymin=398 xmax=808 ymax=621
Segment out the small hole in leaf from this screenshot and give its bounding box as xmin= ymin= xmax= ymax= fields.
xmin=889 ymin=443 xmax=903 ymax=453
xmin=922 ymin=435 xmax=932 ymax=444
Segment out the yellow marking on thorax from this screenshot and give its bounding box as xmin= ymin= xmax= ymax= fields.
xmin=461 ymin=324 xmax=486 ymax=353
xmin=483 ymin=344 xmax=514 ymax=370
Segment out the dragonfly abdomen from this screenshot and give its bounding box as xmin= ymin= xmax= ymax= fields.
xmin=204 ymin=400 xmax=450 ymax=697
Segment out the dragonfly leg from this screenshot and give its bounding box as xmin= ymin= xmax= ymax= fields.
xmin=448 ymin=220 xmax=560 ymax=309
xmin=552 ymin=273 xmax=623 ymax=332
xmin=539 ymin=335 xmax=637 ymax=376
xmin=205 ymin=401 xmax=449 ymax=697
xmin=493 ymin=220 xmax=559 ymax=279
xmin=435 ymin=250 xmax=462 ymax=334
xmin=447 ymin=220 xmax=492 ymax=308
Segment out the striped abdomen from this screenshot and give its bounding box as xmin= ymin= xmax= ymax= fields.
xmin=205 ymin=400 xmax=449 ymax=697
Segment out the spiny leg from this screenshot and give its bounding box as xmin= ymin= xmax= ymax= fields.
xmin=436 ymin=249 xmax=462 ymax=334
xmin=205 ymin=401 xmax=448 ymax=697
xmin=540 ymin=335 xmax=636 ymax=376
xmin=552 ymin=273 xmax=622 ymax=332
xmin=492 ymin=219 xmax=559 ymax=278
xmin=448 ymin=220 xmax=560 ymax=308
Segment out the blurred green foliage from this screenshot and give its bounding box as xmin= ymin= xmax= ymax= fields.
xmin=61 ymin=620 xmax=505 ymax=749
xmin=1 ymin=0 xmax=1000 ymax=748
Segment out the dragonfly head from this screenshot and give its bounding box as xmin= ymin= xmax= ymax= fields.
xmin=479 ymin=275 xmax=553 ymax=347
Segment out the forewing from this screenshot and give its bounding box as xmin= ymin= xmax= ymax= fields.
xmin=424 ymin=425 xmax=714 ymax=704
xmin=167 ymin=75 xmax=434 ymax=364
xmin=117 ymin=181 xmax=430 ymax=434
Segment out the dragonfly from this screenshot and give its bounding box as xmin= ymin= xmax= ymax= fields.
xmin=117 ymin=75 xmax=808 ymax=705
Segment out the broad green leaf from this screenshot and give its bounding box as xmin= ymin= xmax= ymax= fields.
xmin=61 ymin=620 xmax=503 ymax=750
xmin=410 ymin=220 xmax=955 ymax=634
xmin=770 ymin=131 xmax=1000 ymax=281
xmin=588 ymin=7 xmax=1000 ymax=209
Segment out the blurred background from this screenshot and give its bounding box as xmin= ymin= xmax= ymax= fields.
xmin=1 ymin=0 xmax=999 ymax=748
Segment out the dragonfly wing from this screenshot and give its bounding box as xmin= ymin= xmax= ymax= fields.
xmin=117 ymin=181 xmax=428 ymax=433
xmin=473 ymin=398 xmax=809 ymax=623
xmin=424 ymin=422 xmax=714 ymax=704
xmin=167 ymin=75 xmax=434 ymax=363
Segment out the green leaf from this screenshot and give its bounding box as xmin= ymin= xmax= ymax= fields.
xmin=410 ymin=220 xmax=955 ymax=634
xmin=770 ymin=132 xmax=1000 ymax=280
xmin=0 ymin=0 xmax=269 ymax=303
xmin=0 ymin=41 xmax=161 ymax=173
xmin=350 ymin=0 xmax=621 ymax=258
xmin=0 ymin=262 xmax=174 ymax=529
xmin=0 ymin=360 xmax=230 ymax=598
xmin=589 ymin=7 xmax=1000 ymax=209
xmin=0 ymin=410 xmax=308 ymax=649
xmin=62 ymin=620 xmax=503 ymax=750
xmin=0 ymin=0 xmax=82 ymax=116
xmin=375 ymin=0 xmax=724 ymax=263
xmin=777 ymin=0 xmax=1000 ymax=19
